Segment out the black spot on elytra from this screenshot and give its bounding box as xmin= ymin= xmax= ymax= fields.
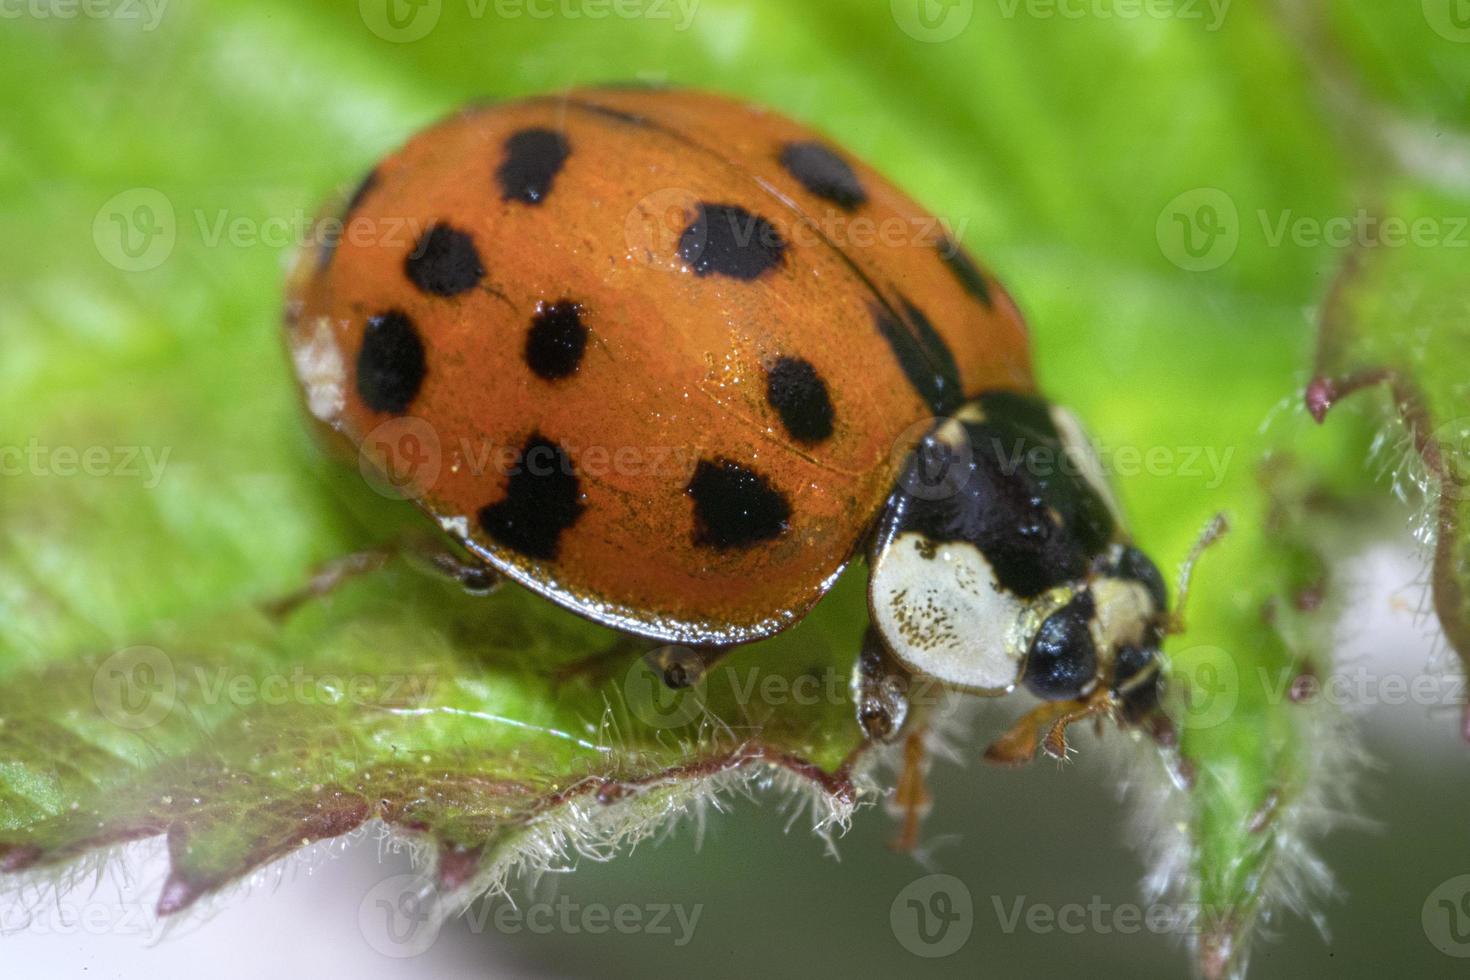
xmin=686 ymin=459 xmax=791 ymax=549
xmin=525 ymin=300 xmax=588 ymax=380
xmin=318 ymin=169 xmax=379 ymax=269
xmin=356 ymin=309 xmax=426 ymax=414
xmin=496 ymin=128 xmax=571 ymax=204
xmin=900 ymin=297 xmax=962 ymax=400
xmin=478 ymin=435 xmax=585 ymax=560
xmin=405 ymin=222 xmax=484 ymax=297
xmin=678 ymin=203 xmax=786 ymax=280
xmin=937 ymin=236 xmax=993 ymax=307
xmin=765 ymin=356 xmax=834 ymax=443
xmin=870 ymin=296 xmax=963 ymax=416
xmin=778 ymin=141 xmax=867 ymax=212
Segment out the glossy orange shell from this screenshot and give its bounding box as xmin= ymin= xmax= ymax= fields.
xmin=284 ymin=86 xmax=1034 ymax=645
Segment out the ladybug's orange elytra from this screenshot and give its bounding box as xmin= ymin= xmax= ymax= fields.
xmin=287 ymin=86 xmax=1032 ymax=645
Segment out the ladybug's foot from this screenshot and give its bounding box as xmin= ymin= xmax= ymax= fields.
xmin=552 ymin=639 xmax=729 ymax=690
xmin=853 ymin=626 xmax=913 ymax=743
xmin=644 ymin=644 xmax=730 ymax=690
xmin=888 ymin=722 xmax=933 ymax=853
xmin=404 ymin=545 xmax=502 ymax=596
xmin=984 ymin=692 xmax=1112 ymax=766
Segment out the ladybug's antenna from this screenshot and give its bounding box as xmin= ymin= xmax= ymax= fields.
xmin=1168 ymin=513 xmax=1229 ymax=635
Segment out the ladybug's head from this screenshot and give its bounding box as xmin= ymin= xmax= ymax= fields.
xmin=867 ymin=392 xmax=1168 ymax=724
xmin=1015 ymin=544 xmax=1168 ymax=722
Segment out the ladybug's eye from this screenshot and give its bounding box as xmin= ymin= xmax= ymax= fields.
xmin=1021 ymin=592 xmax=1097 ymax=701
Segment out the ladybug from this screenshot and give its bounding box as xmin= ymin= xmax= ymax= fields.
xmin=283 ymin=86 xmax=1169 ymax=772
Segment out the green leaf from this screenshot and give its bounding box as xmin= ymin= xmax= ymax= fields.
xmin=1311 ymin=182 xmax=1470 ymax=718
xmin=2 ymin=4 xmax=1466 ymax=976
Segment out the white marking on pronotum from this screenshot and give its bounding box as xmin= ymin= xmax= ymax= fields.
xmin=869 ymin=532 xmax=1025 ymax=692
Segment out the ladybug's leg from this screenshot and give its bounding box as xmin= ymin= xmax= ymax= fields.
xmin=889 ymin=715 xmax=932 ymax=853
xmin=852 ymin=627 xmax=934 ymax=852
xmin=263 ymin=547 xmax=395 ymax=618
xmin=982 ymin=689 xmax=1112 ymax=766
xmin=852 ymin=626 xmax=913 ymax=743
xmin=264 ymin=540 xmax=500 ymax=619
